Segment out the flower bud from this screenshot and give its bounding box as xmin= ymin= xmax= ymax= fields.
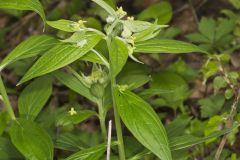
xmin=106 ymin=15 xmax=115 ymax=23
xmin=121 ymin=27 xmax=132 ymax=38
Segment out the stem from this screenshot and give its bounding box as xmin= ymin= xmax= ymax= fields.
xmin=97 ymin=98 xmax=107 ymax=141
xmin=214 ymin=88 xmax=240 ymax=160
xmin=110 ymin=76 xmax=126 ymax=160
xmin=188 ymin=0 xmax=199 ymax=23
xmin=106 ymin=36 xmax=125 ymax=159
xmin=0 ymin=75 xmax=16 ymax=120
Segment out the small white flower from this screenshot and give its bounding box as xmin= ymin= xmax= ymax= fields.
xmin=69 ymin=107 xmax=77 ymax=116
xmin=127 ymin=16 xmax=134 ymax=21
xmin=117 ymin=7 xmax=127 ymax=18
xmin=77 ymin=39 xmax=87 ymax=48
xmin=121 ymin=27 xmax=132 ymax=38
xmin=126 ymin=36 xmax=135 ymax=45
xmin=106 ymin=15 xmax=115 ymax=23
xmin=78 ymin=20 xmax=87 ymax=27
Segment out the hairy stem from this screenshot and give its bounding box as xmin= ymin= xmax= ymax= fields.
xmin=110 ymin=77 xmax=126 ymax=160
xmin=0 ymin=75 xmax=16 ymax=120
xmin=97 ymin=98 xmax=107 ymax=141
xmin=214 ymin=89 xmax=240 ymax=160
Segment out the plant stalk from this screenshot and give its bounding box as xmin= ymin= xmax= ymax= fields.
xmin=110 ymin=76 xmax=126 ymax=160
xmin=97 ymin=98 xmax=107 ymax=141
xmin=0 ymin=75 xmax=16 ymax=120
xmin=106 ymin=27 xmax=125 ymax=159
xmin=214 ymin=88 xmax=240 ymax=160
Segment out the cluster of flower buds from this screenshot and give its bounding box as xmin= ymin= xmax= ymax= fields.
xmin=116 ymin=7 xmax=127 ymax=19
xmin=106 ymin=6 xmax=127 ymax=24
xmin=83 ymin=69 xmax=108 ymax=86
xmin=118 ymin=84 xmax=129 ymax=93
xmin=82 ymin=67 xmax=109 ymax=98
xmin=70 ymin=20 xmax=87 ymax=31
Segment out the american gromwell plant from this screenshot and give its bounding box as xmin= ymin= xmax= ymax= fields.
xmin=0 ymin=0 xmax=239 ymax=160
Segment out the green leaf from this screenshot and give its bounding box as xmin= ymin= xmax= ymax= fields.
xmin=0 ymin=137 xmax=23 ymax=159
xmin=166 ymin=116 xmax=191 ymax=138
xmin=0 ymin=0 xmax=46 ymax=23
xmin=121 ymin=20 xmax=154 ymax=32
xmin=0 ymin=111 xmax=9 ymax=135
xmin=148 ymin=72 xmax=189 ymax=108
xmin=18 ymin=32 xmax=102 ymax=84
xmin=55 ymin=133 xmax=86 ymax=151
xmin=10 ymin=118 xmax=54 ymax=160
xmin=215 ymin=19 xmax=235 ymax=41
xmin=166 ymin=58 xmax=198 ymax=81
xmin=229 ymin=0 xmax=240 ymax=9
xmin=199 ymin=94 xmax=225 ymax=118
xmin=204 ymin=116 xmax=223 ymax=143
xmin=185 ymin=33 xmax=210 ymax=43
xmin=109 ymin=38 xmax=129 ymax=77
xmin=80 ymin=51 xmax=105 ymax=64
xmin=199 ymin=17 xmax=216 ymax=41
xmin=138 ymin=1 xmax=172 ymax=25
xmin=65 ymin=143 xmax=107 ymax=160
xmin=201 ymin=60 xmax=219 ymax=82
xmin=0 ymin=35 xmax=58 ymax=71
xmin=225 ymin=89 xmax=234 ymax=99
xmin=104 ymin=0 xmax=116 ymax=9
xmin=54 ymin=70 xmax=97 ymax=102
xmin=18 ymin=76 xmax=52 ymax=120
xmin=115 ymin=89 xmax=172 ymax=160
xmin=47 ymin=19 xmax=81 ymax=32
xmin=213 ymin=76 xmax=227 ymax=91
xmin=129 ymin=125 xmax=238 ymax=159
xmin=169 ymin=125 xmax=238 ymax=151
xmin=135 ymin=39 xmax=207 ymax=54
xmin=56 ymin=110 xmax=96 ymax=126
xmin=92 ymin=0 xmax=117 ymax=17
xmin=134 ymin=21 xmax=163 ymax=42
xmin=117 ymin=62 xmax=150 ymax=90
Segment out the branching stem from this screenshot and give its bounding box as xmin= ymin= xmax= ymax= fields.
xmin=214 ymin=58 xmax=240 ymax=159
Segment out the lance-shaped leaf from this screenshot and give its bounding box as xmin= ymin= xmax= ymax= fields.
xmin=109 ymin=38 xmax=128 ymax=77
xmin=0 ymin=35 xmax=58 ymax=71
xmin=169 ymin=123 xmax=239 ymax=150
xmin=18 ymin=76 xmax=52 ymax=120
xmin=64 ymin=143 xmax=116 ymax=160
xmin=128 ymin=126 xmax=237 ymax=160
xmin=135 ymin=39 xmax=208 ymax=54
xmin=92 ymin=0 xmax=117 ymax=17
xmin=18 ymin=32 xmax=102 ymax=84
xmin=47 ymin=19 xmax=80 ymax=32
xmin=137 ymin=1 xmax=173 ymax=25
xmin=10 ymin=118 xmax=54 ymax=160
xmin=0 ymin=0 xmax=46 ymax=23
xmin=115 ymin=89 xmax=172 ymax=160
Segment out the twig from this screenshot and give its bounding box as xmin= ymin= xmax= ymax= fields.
xmin=196 ymin=0 xmax=208 ymax=11
xmin=106 ymin=120 xmax=112 ymax=160
xmin=173 ymin=4 xmax=189 ymax=15
xmin=214 ymin=89 xmax=240 ymax=160
xmin=188 ymin=0 xmax=199 ymax=23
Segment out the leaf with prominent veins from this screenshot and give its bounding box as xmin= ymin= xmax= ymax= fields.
xmin=18 ymin=32 xmax=103 ymax=85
